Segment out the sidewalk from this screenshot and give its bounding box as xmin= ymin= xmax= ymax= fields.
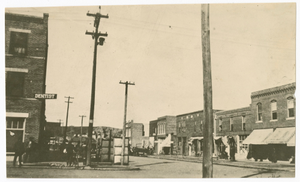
xmin=146 ymin=154 xmax=295 ymax=171
xmin=6 ymin=156 xmax=140 ymax=171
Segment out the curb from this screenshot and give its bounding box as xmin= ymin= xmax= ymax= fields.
xmin=146 ymin=156 xmax=295 ymax=171
xmin=6 ymin=163 xmax=140 ymax=171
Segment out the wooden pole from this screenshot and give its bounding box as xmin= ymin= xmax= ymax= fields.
xmin=201 ymin=4 xmax=214 ymax=178
xmin=119 ymin=81 xmax=135 ymax=165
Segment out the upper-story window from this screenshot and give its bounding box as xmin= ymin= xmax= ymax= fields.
xmin=9 ymin=31 xmax=29 ymax=56
xmin=200 ymin=120 xmax=203 ymax=131
xmin=270 ymin=100 xmax=277 ymax=120
xmin=242 ymin=116 xmax=246 ymax=131
xmin=219 ymin=118 xmax=222 ymax=132
xmin=158 ymin=124 xmax=165 ymax=135
xmin=125 ymin=128 xmax=131 ymax=137
xmin=6 ymin=71 xmax=25 ymax=97
xmin=194 ymin=121 xmax=196 ymax=132
xmin=230 ymin=118 xmax=233 ymax=131
xmin=287 ymin=97 xmax=295 ymax=118
xmin=257 ymin=103 xmax=262 ymax=121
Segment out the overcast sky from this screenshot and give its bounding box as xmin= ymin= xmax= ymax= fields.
xmin=3 ymin=1 xmax=296 ymax=136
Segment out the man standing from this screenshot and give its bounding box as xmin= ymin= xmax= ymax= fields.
xmin=13 ymin=137 xmax=25 ymax=167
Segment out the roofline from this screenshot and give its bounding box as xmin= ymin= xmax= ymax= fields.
xmin=215 ymin=106 xmax=251 ymax=115
xmin=176 ymin=109 xmax=222 ymax=117
xmin=251 ymin=82 xmax=296 ymax=98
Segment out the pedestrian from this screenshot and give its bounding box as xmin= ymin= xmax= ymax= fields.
xmin=271 ymin=147 xmax=277 ymax=163
xmin=24 ymin=137 xmax=35 ymax=163
xmin=66 ymin=142 xmax=74 ymax=166
xmin=13 ymin=137 xmax=25 ymax=167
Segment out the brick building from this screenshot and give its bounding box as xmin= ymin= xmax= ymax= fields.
xmin=215 ymin=107 xmax=252 ymax=158
xmin=125 ymin=121 xmax=149 ymax=148
xmin=243 ymin=82 xmax=295 ymax=160
xmin=176 ymin=110 xmax=221 ymax=156
xmin=214 ymin=82 xmax=296 ymax=160
xmin=149 ymin=116 xmax=176 ymax=154
xmin=5 ymin=12 xmax=49 ymax=154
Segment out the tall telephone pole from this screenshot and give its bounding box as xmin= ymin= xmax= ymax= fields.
xmin=63 ymin=96 xmax=74 ymax=145
xmin=85 ymin=6 xmax=108 ymax=166
xmin=79 ymin=115 xmax=86 ymax=146
xmin=201 ymin=4 xmax=214 ymax=178
xmin=119 ymin=81 xmax=135 ymax=165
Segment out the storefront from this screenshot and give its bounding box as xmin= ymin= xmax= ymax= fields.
xmin=6 ymin=112 xmax=28 ymax=154
xmin=242 ymin=128 xmax=273 ymax=161
xmin=264 ymin=127 xmax=295 ymax=161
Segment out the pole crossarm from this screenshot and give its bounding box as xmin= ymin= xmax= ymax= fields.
xmin=119 ymin=81 xmax=135 ymax=85
xmin=85 ymin=31 xmax=108 ymax=37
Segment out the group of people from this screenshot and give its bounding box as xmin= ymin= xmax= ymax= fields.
xmin=13 ymin=137 xmax=36 ymax=167
xmin=64 ymin=141 xmax=87 ymax=166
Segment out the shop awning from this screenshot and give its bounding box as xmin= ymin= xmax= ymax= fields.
xmin=188 ymin=137 xmax=203 ymax=144
xmin=242 ymin=129 xmax=273 ymax=145
xmin=264 ymin=127 xmax=295 ymax=145
xmin=287 ymin=134 xmax=295 ymax=147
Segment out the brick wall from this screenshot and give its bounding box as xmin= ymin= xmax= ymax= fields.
xmin=5 ymin=13 xmax=48 ymax=145
xmin=249 ymin=83 xmax=295 ymax=130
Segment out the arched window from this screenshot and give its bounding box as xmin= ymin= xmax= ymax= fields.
xmin=257 ymin=103 xmax=262 ymax=121
xmin=218 ymin=118 xmax=222 ymax=132
xmin=271 ymin=100 xmax=277 ymax=120
xmin=287 ymin=97 xmax=295 ymax=118
xmin=242 ymin=116 xmax=246 ymax=131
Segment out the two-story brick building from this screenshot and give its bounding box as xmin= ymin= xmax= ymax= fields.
xmin=149 ymin=116 xmax=176 ymax=154
xmin=5 ymin=12 xmax=49 ymax=154
xmin=176 ymin=110 xmax=222 ymax=156
xmin=215 ymin=107 xmax=252 ymax=158
xmin=215 ymin=83 xmax=296 ymax=160
xmin=243 ymin=82 xmax=295 ymax=160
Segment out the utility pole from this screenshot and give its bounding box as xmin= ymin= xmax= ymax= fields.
xmin=201 ymin=4 xmax=214 ymax=178
xmin=57 ymin=119 xmax=63 ymax=126
xmin=63 ymin=96 xmax=74 ymax=145
xmin=85 ymin=6 xmax=108 ymax=166
xmin=119 ymin=81 xmax=135 ymax=165
xmin=79 ymin=115 xmax=86 ymax=146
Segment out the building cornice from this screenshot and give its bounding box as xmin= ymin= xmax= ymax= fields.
xmin=5 ymin=12 xmax=46 ymax=24
xmin=216 ymin=106 xmax=251 ymax=116
xmin=251 ymin=82 xmax=296 ymax=99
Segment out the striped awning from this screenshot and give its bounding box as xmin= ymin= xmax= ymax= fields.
xmin=264 ymin=127 xmax=295 ymax=144
xmin=242 ymin=129 xmax=273 ymax=145
xmin=287 ymin=134 xmax=295 ymax=147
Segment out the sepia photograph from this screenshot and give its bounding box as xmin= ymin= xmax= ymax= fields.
xmin=2 ymin=0 xmax=297 ymax=179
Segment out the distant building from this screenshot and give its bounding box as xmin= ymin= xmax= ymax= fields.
xmin=176 ymin=110 xmax=221 ymax=156
xmin=125 ymin=121 xmax=149 ymax=148
xmin=215 ymin=107 xmax=252 ymax=158
xmin=5 ymin=12 xmax=49 ymax=154
xmin=149 ymin=116 xmax=177 ymax=154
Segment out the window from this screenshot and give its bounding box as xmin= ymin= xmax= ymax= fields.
xmin=158 ymin=124 xmax=165 ymax=135
xmin=271 ymin=100 xmax=277 ymax=120
xmin=230 ymin=118 xmax=233 ymax=131
xmin=257 ymin=103 xmax=262 ymax=121
xmin=6 ymin=117 xmax=25 ymax=129
xmin=242 ymin=116 xmax=246 ymax=131
xmin=194 ymin=121 xmax=196 ymax=132
xmin=219 ymin=119 xmax=222 ymax=132
xmin=287 ymin=97 xmax=295 ymax=118
xmin=6 ymin=72 xmax=25 ymax=97
xmin=200 ymin=121 xmax=203 ymax=131
xmin=9 ymin=31 xmax=29 ymax=56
